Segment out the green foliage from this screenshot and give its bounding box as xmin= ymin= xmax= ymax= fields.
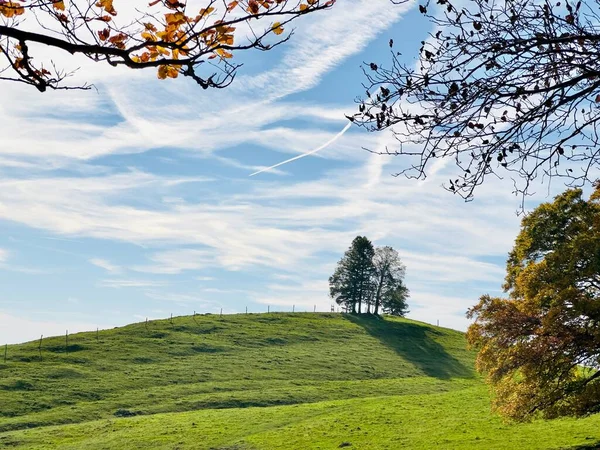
xmin=468 ymin=185 xmax=600 ymax=420
xmin=382 ymin=283 xmax=410 ymax=316
xmin=329 ymin=236 xmax=376 ymax=313
xmin=330 ymin=238 xmax=409 ymax=315
xmin=373 ymin=246 xmax=409 ymax=316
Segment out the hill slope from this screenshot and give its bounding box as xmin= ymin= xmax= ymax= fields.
xmin=0 ymin=313 xmax=599 ymax=449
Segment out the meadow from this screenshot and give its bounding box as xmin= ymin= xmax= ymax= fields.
xmin=0 ymin=313 xmax=599 ymax=449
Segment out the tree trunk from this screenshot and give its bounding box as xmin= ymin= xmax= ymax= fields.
xmin=374 ymin=271 xmax=385 ymax=316
xmin=357 ymin=275 xmax=363 ymax=314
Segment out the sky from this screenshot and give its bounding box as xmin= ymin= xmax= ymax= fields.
xmin=0 ymin=0 xmax=577 ymax=344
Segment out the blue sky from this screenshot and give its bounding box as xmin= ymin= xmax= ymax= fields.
xmin=0 ymin=0 xmax=568 ymax=343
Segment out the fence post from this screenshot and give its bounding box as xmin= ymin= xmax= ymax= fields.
xmin=38 ymin=335 xmax=43 ymax=361
xmin=3 ymin=343 xmax=7 ymax=363
xmin=268 ymin=305 xmax=270 ymax=313
xmin=65 ymin=330 xmax=69 ymax=355
xmin=245 ymin=306 xmax=248 ymax=315
xmin=220 ymin=308 xmax=222 ymax=317
xmin=314 ymin=305 xmax=316 ymax=313
xmin=293 ymin=305 xmax=295 ymax=313
xmin=96 ymin=328 xmax=99 ymax=341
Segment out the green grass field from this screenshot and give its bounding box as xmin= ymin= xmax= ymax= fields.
xmin=1 ymin=313 xmax=599 ymax=449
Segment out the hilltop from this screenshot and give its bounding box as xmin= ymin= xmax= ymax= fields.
xmin=0 ymin=313 xmax=599 ymax=449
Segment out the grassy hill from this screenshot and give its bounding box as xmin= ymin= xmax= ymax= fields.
xmin=0 ymin=313 xmax=599 ymax=449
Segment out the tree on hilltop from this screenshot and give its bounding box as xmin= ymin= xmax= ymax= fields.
xmin=0 ymin=0 xmax=335 ymax=92
xmin=329 ymin=236 xmax=375 ymax=314
xmin=329 ymin=237 xmax=409 ymax=316
xmin=352 ymin=0 xmax=600 ymax=204
xmin=372 ymin=246 xmax=408 ymax=316
xmin=467 ymin=183 xmax=600 ymax=420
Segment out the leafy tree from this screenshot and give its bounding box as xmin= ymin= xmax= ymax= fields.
xmin=381 ymin=283 xmax=409 ymax=317
xmin=372 ymin=246 xmax=407 ymax=315
xmin=0 ymin=0 xmax=335 ymax=92
xmin=352 ymin=0 xmax=600 ymax=202
xmin=329 ymin=236 xmax=375 ymax=314
xmin=467 ymin=184 xmax=600 ymax=420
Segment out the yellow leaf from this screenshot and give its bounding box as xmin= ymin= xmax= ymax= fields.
xmin=165 ymin=11 xmax=186 ymax=26
xmin=272 ymin=22 xmax=284 ymax=35
xmin=157 ymin=65 xmax=169 ymax=79
xmin=166 ymin=66 xmax=179 ymax=78
xmin=156 ymin=46 xmax=170 ymax=56
xmin=53 ymin=0 xmax=65 ymax=11
xmin=215 ymin=48 xmax=233 ymax=59
xmin=299 ymin=3 xmax=308 ymax=11
xmin=158 ymin=65 xmax=179 ymax=79
xmin=0 ymin=1 xmax=25 ymax=18
xmin=141 ymin=31 xmax=156 ymax=41
xmin=198 ymin=6 xmax=215 ymax=18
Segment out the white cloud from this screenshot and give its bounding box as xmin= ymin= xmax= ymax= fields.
xmin=408 ymin=292 xmax=479 ymax=331
xmin=237 ymin=0 xmax=414 ymax=98
xmin=89 ymin=258 xmax=121 ymax=273
xmin=0 ymin=312 xmax=105 ymax=345
xmin=132 ymin=249 xmax=214 ymax=274
xmin=100 ymin=279 xmax=167 ymax=288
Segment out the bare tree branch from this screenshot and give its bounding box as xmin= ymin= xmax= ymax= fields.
xmin=353 ymin=0 xmax=600 ymax=204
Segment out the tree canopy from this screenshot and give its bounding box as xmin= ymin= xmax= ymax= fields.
xmin=372 ymin=246 xmax=408 ymax=316
xmin=329 ymin=236 xmax=375 ymax=314
xmin=0 ymin=0 xmax=335 ymax=92
xmin=353 ymin=0 xmax=600 ymax=202
xmin=467 ymin=184 xmax=600 ymax=420
xmin=329 ymin=237 xmax=409 ymax=316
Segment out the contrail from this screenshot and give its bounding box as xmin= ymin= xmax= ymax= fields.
xmin=249 ymin=121 xmax=353 ymax=177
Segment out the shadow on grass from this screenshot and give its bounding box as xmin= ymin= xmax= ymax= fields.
xmin=344 ymin=314 xmax=473 ymax=380
xmin=563 ymin=441 xmax=600 ymax=450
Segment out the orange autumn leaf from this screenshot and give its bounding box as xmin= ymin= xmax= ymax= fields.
xmin=197 ymin=7 xmax=215 ymax=19
xmin=215 ymin=48 xmax=233 ymax=59
xmin=226 ymin=0 xmax=238 ymax=12
xmin=157 ymin=64 xmax=179 ymax=79
xmin=247 ymin=0 xmax=259 ymax=14
xmin=97 ymin=28 xmax=110 ymax=41
xmin=95 ymin=0 xmax=116 ymax=16
xmin=0 ymin=1 xmax=25 ymax=18
xmin=165 ymin=11 xmax=187 ymax=26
